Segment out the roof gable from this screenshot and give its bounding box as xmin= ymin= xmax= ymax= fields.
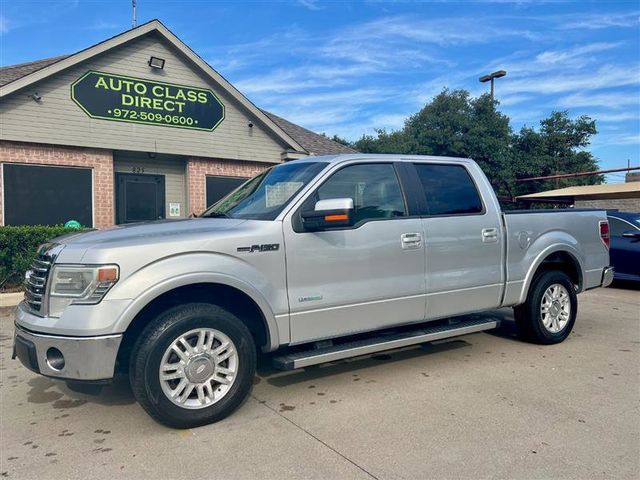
xmin=0 ymin=19 xmax=307 ymax=154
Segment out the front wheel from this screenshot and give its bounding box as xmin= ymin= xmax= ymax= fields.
xmin=514 ymin=270 xmax=578 ymax=344
xmin=130 ymin=303 xmax=256 ymax=428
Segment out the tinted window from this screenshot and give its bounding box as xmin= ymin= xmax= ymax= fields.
xmin=202 ymin=161 xmax=326 ymax=220
xmin=608 ymin=217 xmax=638 ymax=236
xmin=206 ymin=176 xmax=248 ymax=208
xmin=3 ymin=163 xmax=93 ymax=226
xmin=309 ymin=163 xmax=406 ymax=224
xmin=414 ymin=164 xmax=483 ymax=216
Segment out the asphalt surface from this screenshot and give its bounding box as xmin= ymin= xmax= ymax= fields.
xmin=1 ymin=286 xmax=639 ymax=479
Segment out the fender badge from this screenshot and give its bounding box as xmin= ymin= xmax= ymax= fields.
xmin=237 ymin=244 xmax=280 ymax=253
xmin=298 ymin=295 xmax=323 ymax=303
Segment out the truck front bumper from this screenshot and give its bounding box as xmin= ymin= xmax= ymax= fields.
xmin=601 ymin=266 xmax=615 ymax=288
xmin=13 ymin=323 xmax=122 ymax=381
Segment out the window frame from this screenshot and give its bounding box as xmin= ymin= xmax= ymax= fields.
xmin=1 ymin=162 xmax=94 ymax=227
xmin=608 ymin=216 xmax=640 ymax=236
xmin=408 ymin=162 xmax=487 ymax=218
xmin=292 ymin=161 xmax=412 ymax=233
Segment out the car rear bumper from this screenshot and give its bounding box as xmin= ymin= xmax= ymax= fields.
xmin=12 ymin=323 xmax=122 ymax=381
xmin=601 ymin=266 xmax=615 ymax=288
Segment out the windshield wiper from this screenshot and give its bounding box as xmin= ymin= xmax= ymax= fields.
xmin=202 ymin=212 xmax=229 ymax=218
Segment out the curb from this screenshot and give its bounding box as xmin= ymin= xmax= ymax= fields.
xmin=0 ymin=292 xmax=23 ymax=308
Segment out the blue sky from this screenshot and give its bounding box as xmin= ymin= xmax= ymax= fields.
xmin=1 ymin=1 xmax=638 ymax=182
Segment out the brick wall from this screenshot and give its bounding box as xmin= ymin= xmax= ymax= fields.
xmin=187 ymin=157 xmax=271 ymax=215
xmin=575 ymin=198 xmax=640 ymax=211
xmin=0 ymin=141 xmax=114 ymax=228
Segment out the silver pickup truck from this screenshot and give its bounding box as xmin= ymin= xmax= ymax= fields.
xmin=13 ymin=154 xmax=613 ymax=428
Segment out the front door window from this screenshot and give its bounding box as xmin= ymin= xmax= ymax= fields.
xmin=116 ymin=173 xmax=165 ymax=224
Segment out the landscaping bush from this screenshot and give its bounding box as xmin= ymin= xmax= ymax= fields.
xmin=0 ymin=226 xmax=85 ymax=291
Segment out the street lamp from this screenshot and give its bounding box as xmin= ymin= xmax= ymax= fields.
xmin=479 ymin=70 xmax=507 ymax=101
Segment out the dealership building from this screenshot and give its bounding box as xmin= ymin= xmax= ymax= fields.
xmin=0 ymin=20 xmax=354 ymax=228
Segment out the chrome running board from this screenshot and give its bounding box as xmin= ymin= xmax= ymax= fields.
xmin=272 ymin=317 xmax=499 ymax=370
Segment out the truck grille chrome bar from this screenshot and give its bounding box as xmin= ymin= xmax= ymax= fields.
xmin=24 ymin=252 xmax=54 ymax=315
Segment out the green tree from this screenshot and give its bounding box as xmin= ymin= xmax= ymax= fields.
xmin=355 ymin=89 xmax=513 ymax=196
xmin=353 ymin=90 xmax=602 ymax=201
xmin=512 ymin=112 xmax=602 ymax=197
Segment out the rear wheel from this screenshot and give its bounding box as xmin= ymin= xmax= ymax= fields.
xmin=130 ymin=303 xmax=256 ymax=428
xmin=514 ymin=270 xmax=577 ymax=344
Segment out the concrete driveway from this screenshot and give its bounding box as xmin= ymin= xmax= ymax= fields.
xmin=1 ymin=286 xmax=639 ymax=479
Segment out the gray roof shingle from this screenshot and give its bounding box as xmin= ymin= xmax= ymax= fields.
xmin=0 ymin=55 xmax=70 ymax=87
xmin=261 ymin=110 xmax=357 ymax=155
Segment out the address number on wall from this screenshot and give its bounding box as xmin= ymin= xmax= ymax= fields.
xmin=132 ymin=167 xmax=145 ymax=174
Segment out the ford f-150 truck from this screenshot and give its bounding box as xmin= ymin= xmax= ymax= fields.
xmin=13 ymin=154 xmax=613 ymax=428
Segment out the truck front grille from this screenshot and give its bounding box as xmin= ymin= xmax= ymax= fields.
xmin=24 ymin=254 xmax=53 ymax=315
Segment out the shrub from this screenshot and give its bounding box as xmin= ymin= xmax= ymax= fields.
xmin=0 ymin=226 xmax=85 ymax=291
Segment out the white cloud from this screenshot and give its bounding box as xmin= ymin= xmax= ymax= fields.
xmin=0 ymin=15 xmax=9 ymax=35
xmin=591 ymin=132 xmax=640 ymax=149
xmin=297 ymin=0 xmax=322 ymax=10
xmin=500 ymin=64 xmax=640 ymax=96
xmin=207 ymin=9 xmax=638 ymax=148
xmin=333 ymin=15 xmax=539 ymax=48
xmin=590 ymin=111 xmax=640 ymax=123
xmin=534 ymin=42 xmax=623 ymax=67
xmin=559 ymin=91 xmax=640 ymax=110
xmin=561 ymin=11 xmax=639 ymax=30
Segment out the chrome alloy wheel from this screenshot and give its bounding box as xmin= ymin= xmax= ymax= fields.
xmin=159 ymin=328 xmax=238 ymax=409
xmin=540 ymin=283 xmax=571 ymax=334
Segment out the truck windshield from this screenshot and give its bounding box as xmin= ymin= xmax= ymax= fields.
xmin=201 ymin=161 xmax=326 ymax=220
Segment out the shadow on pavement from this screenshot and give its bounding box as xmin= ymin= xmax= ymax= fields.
xmin=26 ymin=374 xmax=135 ymax=407
xmin=258 ymin=339 xmax=471 ymax=387
xmin=610 ymin=280 xmax=640 ymax=291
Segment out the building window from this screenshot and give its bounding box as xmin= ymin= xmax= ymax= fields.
xmin=205 ymin=175 xmax=248 ymax=208
xmin=2 ymin=163 xmax=93 ymax=227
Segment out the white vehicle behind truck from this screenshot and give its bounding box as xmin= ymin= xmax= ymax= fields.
xmin=14 ymin=154 xmax=613 ymax=428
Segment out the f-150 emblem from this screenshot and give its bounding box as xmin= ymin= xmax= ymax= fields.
xmin=237 ymin=244 xmax=280 ymax=253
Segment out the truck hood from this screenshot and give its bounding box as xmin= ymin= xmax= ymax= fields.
xmin=56 ymin=218 xmax=247 ymax=246
xmin=51 ymin=218 xmax=250 ymax=264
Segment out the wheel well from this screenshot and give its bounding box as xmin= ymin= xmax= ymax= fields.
xmin=534 ymin=251 xmax=582 ymax=290
xmin=115 ymin=283 xmax=268 ymax=373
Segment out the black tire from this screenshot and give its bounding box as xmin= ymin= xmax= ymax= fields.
xmin=513 ymin=270 xmax=578 ymax=345
xmin=130 ymin=303 xmax=256 ymax=428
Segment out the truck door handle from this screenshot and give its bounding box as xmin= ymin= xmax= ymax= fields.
xmin=482 ymin=228 xmax=499 ymax=243
xmin=401 ymin=233 xmax=422 ymax=250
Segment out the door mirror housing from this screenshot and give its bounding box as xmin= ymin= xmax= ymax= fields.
xmin=301 ymin=198 xmax=354 ymax=231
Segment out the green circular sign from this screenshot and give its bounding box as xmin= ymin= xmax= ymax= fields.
xmin=64 ymin=220 xmax=82 ymax=229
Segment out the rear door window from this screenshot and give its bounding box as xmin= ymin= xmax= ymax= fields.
xmin=413 ymin=164 xmax=483 ymax=216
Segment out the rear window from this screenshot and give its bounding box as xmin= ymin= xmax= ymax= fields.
xmin=414 ymin=164 xmax=483 ymax=216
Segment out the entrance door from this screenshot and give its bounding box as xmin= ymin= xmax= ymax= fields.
xmin=116 ymin=173 xmax=165 ymax=224
xmin=284 ymin=162 xmax=426 ymax=344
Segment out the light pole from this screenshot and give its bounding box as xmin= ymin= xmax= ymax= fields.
xmin=479 ymin=70 xmax=507 ymax=101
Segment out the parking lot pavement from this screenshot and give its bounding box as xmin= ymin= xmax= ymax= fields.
xmin=1 ymin=286 xmax=639 ymax=480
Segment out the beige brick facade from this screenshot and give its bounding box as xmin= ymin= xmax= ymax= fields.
xmin=575 ymin=198 xmax=640 ymax=211
xmin=0 ymin=141 xmax=114 ymax=228
xmin=187 ymin=157 xmax=270 ymax=216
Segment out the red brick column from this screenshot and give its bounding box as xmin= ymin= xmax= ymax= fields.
xmin=187 ymin=157 xmax=271 ymax=216
xmin=0 ymin=141 xmax=114 ymax=228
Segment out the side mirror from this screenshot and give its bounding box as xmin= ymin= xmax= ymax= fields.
xmin=301 ymin=198 xmax=354 ymax=231
xmin=622 ymin=230 xmax=640 ymax=240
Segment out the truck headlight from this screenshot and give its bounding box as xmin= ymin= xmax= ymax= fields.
xmin=48 ymin=265 xmax=119 ymax=317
